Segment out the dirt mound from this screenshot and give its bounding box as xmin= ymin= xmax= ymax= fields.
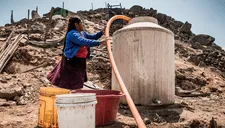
xmin=0 ymin=6 xmax=225 ymax=127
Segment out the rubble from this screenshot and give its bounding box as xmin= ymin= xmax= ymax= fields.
xmin=0 ymin=5 xmax=225 ymax=128
xmin=190 ymin=34 xmax=215 ymax=46
xmin=178 ymin=21 xmax=192 ymax=33
xmin=31 ymin=10 xmax=41 ymax=20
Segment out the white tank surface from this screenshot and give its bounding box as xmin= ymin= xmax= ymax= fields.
xmin=112 ymin=16 xmax=175 ymax=105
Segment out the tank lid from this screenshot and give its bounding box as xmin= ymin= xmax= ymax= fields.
xmin=129 ymin=16 xmax=158 ymax=24
xmin=56 ymin=93 xmax=96 ymax=104
xmin=113 ymin=17 xmax=174 ymax=36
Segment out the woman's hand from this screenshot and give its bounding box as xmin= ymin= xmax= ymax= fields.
xmin=102 ymin=27 xmax=106 ymax=35
xmin=100 ymin=37 xmax=110 ymax=45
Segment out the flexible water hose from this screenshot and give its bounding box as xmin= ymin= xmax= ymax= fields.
xmin=105 ymin=15 xmax=146 ymax=128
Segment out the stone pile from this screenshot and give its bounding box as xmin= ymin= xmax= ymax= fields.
xmin=0 ymin=6 xmax=224 ymax=106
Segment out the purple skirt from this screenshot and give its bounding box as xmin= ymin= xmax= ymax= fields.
xmin=52 ymin=56 xmax=87 ymax=90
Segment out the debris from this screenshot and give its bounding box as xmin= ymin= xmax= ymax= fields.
xmin=153 ymin=113 xmax=166 ymax=124
xmin=0 ymin=99 xmax=16 ymax=106
xmin=22 ymin=62 xmax=48 ymax=73
xmin=0 ymin=6 xmax=225 ymax=128
xmin=178 ymin=21 xmax=192 ymax=33
xmin=179 ymin=102 xmax=195 ymax=112
xmin=188 ymin=120 xmax=209 ymax=128
xmin=0 ymin=77 xmax=7 ymax=83
xmin=144 ymin=117 xmax=151 ymax=125
xmin=0 ymin=85 xmax=24 ymax=100
xmin=123 ymin=110 xmax=128 ymax=115
xmin=83 ymin=81 xmax=103 ymax=90
xmin=0 ymin=34 xmax=26 ymax=73
xmin=176 ymin=88 xmax=211 ymax=97
xmin=177 ymin=92 xmax=211 ymax=97
xmin=0 ymin=30 xmax=15 ymax=52
xmin=31 ymin=10 xmax=41 ymax=20
xmin=190 ymin=34 xmax=215 ymax=46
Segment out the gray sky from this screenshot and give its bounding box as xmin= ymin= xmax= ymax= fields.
xmin=0 ymin=0 xmax=224 ymax=49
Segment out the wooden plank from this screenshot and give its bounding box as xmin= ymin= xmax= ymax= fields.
xmin=0 ymin=30 xmax=15 ymax=53
xmin=0 ymin=35 xmax=24 ymax=73
xmin=0 ymin=35 xmax=22 ymax=67
xmin=0 ymin=34 xmax=19 ymax=60
xmin=22 ymin=62 xmax=48 ymax=73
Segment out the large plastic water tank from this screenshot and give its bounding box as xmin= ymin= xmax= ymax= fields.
xmin=112 ymin=16 xmax=175 ymax=105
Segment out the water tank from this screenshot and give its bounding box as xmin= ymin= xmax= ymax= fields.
xmin=112 ymin=16 xmax=175 ymax=105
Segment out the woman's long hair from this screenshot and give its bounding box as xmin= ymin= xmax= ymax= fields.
xmin=62 ymin=16 xmax=81 ymax=53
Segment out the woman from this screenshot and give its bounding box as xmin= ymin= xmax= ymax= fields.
xmin=52 ymin=16 xmax=106 ymax=90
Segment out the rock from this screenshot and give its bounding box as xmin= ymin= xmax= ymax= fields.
xmin=209 ymin=87 xmax=218 ymax=92
xmin=179 ymin=118 xmax=185 ymax=122
xmin=174 ymin=21 xmax=184 ymax=29
xmin=147 ymin=8 xmax=157 ymax=17
xmin=54 ymin=19 xmax=66 ymax=31
xmin=5 ymin=76 xmax=12 ymax=80
xmin=0 ymin=99 xmax=16 ymax=106
xmin=189 ymin=120 xmax=208 ymax=128
xmin=29 ymin=33 xmax=42 ymax=41
xmin=156 ymin=13 xmax=167 ymax=24
xmin=179 ymin=80 xmax=198 ymax=90
xmin=220 ymin=72 xmax=225 ymax=78
xmin=178 ymin=21 xmax=192 ymax=33
xmin=211 ymin=43 xmax=223 ymax=50
xmin=130 ymin=5 xmax=143 ymax=14
xmin=31 ymin=22 xmax=46 ymax=34
xmin=19 ymin=38 xmax=28 ymax=46
xmin=120 ymin=104 xmax=129 ymax=109
xmin=0 ymin=85 xmax=24 ymax=100
xmin=84 ymin=20 xmax=96 ymax=27
xmin=0 ymin=98 xmax=6 ymax=102
xmin=0 ymin=78 xmax=7 ymax=83
xmin=7 ymin=101 xmax=17 ymax=106
xmin=190 ymin=34 xmax=215 ymax=46
xmin=198 ymin=61 xmax=206 ymax=67
xmin=94 ymin=13 xmax=102 ymax=18
xmin=191 ymin=42 xmax=205 ymax=50
xmin=144 ymin=117 xmax=151 ymax=125
xmin=0 ymin=37 xmax=6 ymax=41
xmin=189 ymin=55 xmax=201 ymax=65
xmin=217 ymin=88 xmax=223 ymax=93
xmin=123 ymin=110 xmax=128 ymax=114
xmin=52 ymin=15 xmax=65 ymax=20
xmin=40 ymin=77 xmax=50 ymax=84
xmin=17 ymin=97 xmax=27 ymax=105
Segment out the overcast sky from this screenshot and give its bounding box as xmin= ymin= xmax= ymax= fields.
xmin=0 ymin=0 xmax=224 ymax=48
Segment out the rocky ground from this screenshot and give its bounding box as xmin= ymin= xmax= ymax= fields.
xmin=0 ymin=5 xmax=225 ymax=128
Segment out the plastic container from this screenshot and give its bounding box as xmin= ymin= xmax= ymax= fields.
xmin=38 ymin=87 xmax=70 ymax=128
xmin=112 ymin=16 xmax=175 ymax=105
xmin=56 ymin=93 xmax=97 ymax=128
xmin=72 ymin=90 xmax=124 ymax=126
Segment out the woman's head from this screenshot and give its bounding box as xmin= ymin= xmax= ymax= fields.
xmin=67 ymin=16 xmax=83 ymax=32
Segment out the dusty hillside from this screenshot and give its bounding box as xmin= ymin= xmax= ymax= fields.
xmin=0 ymin=5 xmax=224 ymax=128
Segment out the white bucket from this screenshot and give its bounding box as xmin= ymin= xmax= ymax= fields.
xmin=56 ymin=93 xmax=97 ymax=128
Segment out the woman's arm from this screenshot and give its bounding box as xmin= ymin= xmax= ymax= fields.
xmin=82 ymin=31 xmax=103 ymax=40
xmin=69 ymin=31 xmax=100 ymax=47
